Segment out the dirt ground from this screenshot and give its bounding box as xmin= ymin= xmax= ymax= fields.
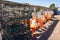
xmin=48 ymin=15 xmax=60 ymax=40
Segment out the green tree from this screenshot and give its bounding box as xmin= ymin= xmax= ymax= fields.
xmin=50 ymin=3 xmax=56 ymax=9
xmin=36 ymin=7 xmax=40 ymax=12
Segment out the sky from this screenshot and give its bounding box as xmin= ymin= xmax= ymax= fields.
xmin=7 ymin=0 xmax=60 ymax=7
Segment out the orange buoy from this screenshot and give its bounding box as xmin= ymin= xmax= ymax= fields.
xmin=37 ymin=15 xmax=45 ymax=29
xmin=30 ymin=12 xmax=38 ymax=37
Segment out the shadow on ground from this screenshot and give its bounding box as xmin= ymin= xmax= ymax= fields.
xmin=39 ymin=20 xmax=59 ymax=40
xmin=32 ymin=20 xmax=59 ymax=40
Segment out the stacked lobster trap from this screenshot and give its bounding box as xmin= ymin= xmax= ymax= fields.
xmin=1 ymin=3 xmax=33 ymax=40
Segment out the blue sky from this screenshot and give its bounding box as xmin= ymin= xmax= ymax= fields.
xmin=8 ymin=0 xmax=60 ymax=7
